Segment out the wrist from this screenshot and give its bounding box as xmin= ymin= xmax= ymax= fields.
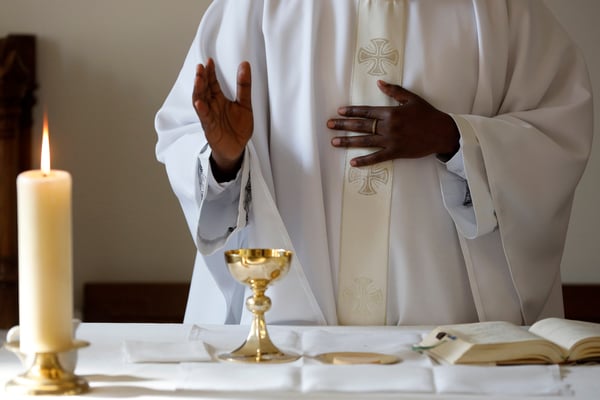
xmin=436 ymin=113 xmax=460 ymax=162
xmin=209 ymin=153 xmax=244 ymax=183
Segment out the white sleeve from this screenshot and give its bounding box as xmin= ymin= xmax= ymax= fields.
xmin=155 ymin=0 xmax=265 ymax=255
xmin=438 ymin=2 xmax=592 ymax=247
xmin=196 ymin=147 xmax=250 ymax=255
xmin=439 ymin=115 xmax=498 ymax=239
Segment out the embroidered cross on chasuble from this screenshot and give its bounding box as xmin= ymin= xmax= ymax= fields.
xmin=337 ymin=0 xmax=406 ymax=325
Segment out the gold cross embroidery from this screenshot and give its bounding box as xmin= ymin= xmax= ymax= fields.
xmin=358 ymin=38 xmax=399 ymax=76
xmin=342 ymin=277 xmax=384 ymax=316
xmin=349 ymin=165 xmax=390 ymax=196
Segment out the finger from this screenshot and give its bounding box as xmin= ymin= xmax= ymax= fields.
xmin=193 ymin=64 xmax=206 ymax=99
xmin=350 ymin=149 xmax=387 ymax=168
xmin=327 ymin=118 xmax=376 ymax=134
xmin=236 ymin=61 xmax=252 ymax=110
xmin=337 ymin=105 xmax=386 ymax=119
xmin=331 ymin=133 xmax=382 ymax=149
xmin=206 ymin=58 xmax=224 ymax=98
xmin=377 ymin=80 xmax=411 ymax=105
xmin=193 ymin=64 xmax=211 ymax=118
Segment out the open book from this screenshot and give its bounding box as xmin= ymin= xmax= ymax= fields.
xmin=413 ymin=318 xmax=600 ymax=365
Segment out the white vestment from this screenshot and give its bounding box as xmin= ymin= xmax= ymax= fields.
xmin=155 ymin=0 xmax=593 ymax=326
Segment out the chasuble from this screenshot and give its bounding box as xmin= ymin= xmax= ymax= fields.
xmin=155 ymin=0 xmax=593 ymax=326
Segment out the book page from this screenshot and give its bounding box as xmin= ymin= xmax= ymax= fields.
xmin=529 ymin=318 xmax=600 ymax=351
xmin=444 ymin=321 xmax=540 ymax=344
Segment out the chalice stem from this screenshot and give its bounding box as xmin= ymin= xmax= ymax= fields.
xmin=249 ymin=309 xmax=281 ymax=356
xmin=231 ymin=291 xmax=283 ymax=360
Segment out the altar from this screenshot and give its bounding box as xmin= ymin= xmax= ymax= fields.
xmin=1 ymin=323 xmax=599 ymax=399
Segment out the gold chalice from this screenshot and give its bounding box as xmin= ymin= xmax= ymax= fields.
xmin=219 ymin=248 xmax=300 ymax=363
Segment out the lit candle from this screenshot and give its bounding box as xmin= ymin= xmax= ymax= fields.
xmin=17 ymin=114 xmax=73 ymax=353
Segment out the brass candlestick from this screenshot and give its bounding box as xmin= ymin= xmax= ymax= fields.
xmin=4 ymin=340 xmax=90 ymax=395
xmin=219 ymin=248 xmax=300 ymax=363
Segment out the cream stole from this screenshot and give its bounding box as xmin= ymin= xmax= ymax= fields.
xmin=337 ymin=0 xmax=406 ymax=325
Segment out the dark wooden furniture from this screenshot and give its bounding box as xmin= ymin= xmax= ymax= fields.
xmin=0 ymin=34 xmax=37 ymax=329
xmin=83 ymin=282 xmax=190 ymax=323
xmin=562 ymin=284 xmax=600 ymax=324
xmin=82 ymin=282 xmax=600 ymax=324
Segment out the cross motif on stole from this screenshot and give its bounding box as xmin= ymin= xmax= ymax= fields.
xmin=337 ymin=0 xmax=406 ymax=325
xmin=349 ymin=164 xmax=391 ymax=196
xmin=358 ymin=38 xmax=399 ymax=76
xmin=342 ymin=277 xmax=384 ymax=315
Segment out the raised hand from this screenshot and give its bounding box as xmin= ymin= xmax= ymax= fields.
xmin=193 ymin=58 xmax=253 ymax=180
xmin=327 ymin=81 xmax=460 ymax=167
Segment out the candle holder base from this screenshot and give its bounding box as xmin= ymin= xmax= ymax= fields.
xmin=4 ymin=340 xmax=90 ymax=396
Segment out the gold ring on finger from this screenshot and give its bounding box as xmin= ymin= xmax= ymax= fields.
xmin=371 ymin=119 xmax=378 ymax=134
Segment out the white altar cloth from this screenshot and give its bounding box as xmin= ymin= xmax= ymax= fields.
xmin=1 ymin=323 xmax=599 ymax=399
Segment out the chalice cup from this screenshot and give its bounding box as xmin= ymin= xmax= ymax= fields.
xmin=219 ymin=248 xmax=300 ymax=363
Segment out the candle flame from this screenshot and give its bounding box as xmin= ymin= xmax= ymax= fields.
xmin=41 ymin=113 xmax=51 ymax=175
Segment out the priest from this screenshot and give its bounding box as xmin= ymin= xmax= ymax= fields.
xmin=155 ymin=0 xmax=593 ymax=326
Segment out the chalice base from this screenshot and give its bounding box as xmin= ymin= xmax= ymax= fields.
xmin=218 ymin=318 xmax=300 ymax=363
xmin=218 ymin=341 xmax=300 ymax=364
xmin=4 ymin=341 xmax=90 ymax=395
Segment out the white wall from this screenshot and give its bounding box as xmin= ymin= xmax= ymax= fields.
xmin=1 ymin=0 xmax=598 ymax=313
xmin=1 ymin=0 xmax=211 ymax=312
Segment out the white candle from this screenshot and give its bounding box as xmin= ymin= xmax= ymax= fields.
xmin=16 ymin=116 xmax=73 ymax=353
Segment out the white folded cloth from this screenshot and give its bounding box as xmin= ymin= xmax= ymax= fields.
xmin=177 ymin=328 xmax=437 ymax=393
xmin=302 ymin=329 xmax=431 ymax=365
xmin=302 ymin=365 xmax=434 ymax=393
xmin=180 ymin=362 xmax=567 ymax=395
xmin=179 ymin=363 xmax=301 ymax=392
xmin=122 ymin=340 xmax=211 ymax=363
xmin=433 ymin=364 xmax=571 ymax=396
xmin=302 ymin=329 xmax=422 ymax=354
xmin=126 ymin=326 xmax=570 ymax=396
